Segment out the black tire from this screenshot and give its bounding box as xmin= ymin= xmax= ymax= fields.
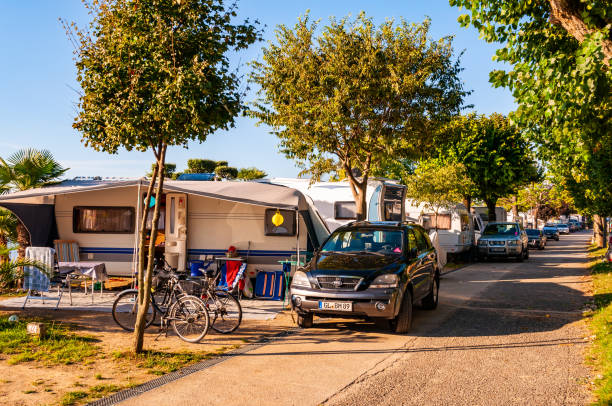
xmin=112 ymin=289 xmax=156 ymax=332
xmin=170 ymin=295 xmax=210 ymax=343
xmin=208 ymin=290 xmax=242 ymax=334
xmin=297 ymin=312 xmax=313 ymax=328
xmin=422 ymin=276 xmax=439 ymax=310
xmin=393 ymin=289 xmax=413 ymax=334
xmin=556 ymin=236 xmax=559 ymax=241
xmin=524 ymin=247 xmax=530 ymax=259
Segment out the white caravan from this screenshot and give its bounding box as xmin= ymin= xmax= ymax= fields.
xmin=472 ymin=206 xmax=508 ymax=224
xmin=404 ymin=201 xmax=478 ymax=259
xmin=0 ymin=178 xmax=329 ymax=278
xmin=261 ymin=178 xmax=406 ymax=232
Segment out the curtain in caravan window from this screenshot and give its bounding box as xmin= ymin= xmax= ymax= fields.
xmin=74 ymin=207 xmax=134 ymax=233
xmin=422 ymin=213 xmax=451 ymax=230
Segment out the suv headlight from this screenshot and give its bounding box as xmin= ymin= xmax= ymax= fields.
xmin=291 ymin=271 xmax=311 ymax=288
xmin=507 ymin=240 xmax=519 ymax=246
xmin=478 ymin=239 xmax=488 ymax=246
xmin=370 ymin=274 xmax=399 ymax=289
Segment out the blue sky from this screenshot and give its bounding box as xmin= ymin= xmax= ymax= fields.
xmin=0 ymin=1 xmax=515 ymax=179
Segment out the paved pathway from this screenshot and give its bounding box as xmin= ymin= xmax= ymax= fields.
xmin=121 ymin=231 xmax=593 ymax=405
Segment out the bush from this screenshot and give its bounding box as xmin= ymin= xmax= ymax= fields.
xmin=237 ymin=167 xmax=267 ymax=180
xmin=186 ymin=159 xmax=217 ymax=174
xmin=215 ymin=166 xmax=238 ymax=180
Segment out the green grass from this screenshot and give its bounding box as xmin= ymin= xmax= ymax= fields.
xmin=111 ymin=345 xmax=238 ymax=375
xmin=0 ymin=315 xmax=99 ymax=366
xmin=60 ymin=390 xmax=88 ymax=405
xmin=586 ymin=245 xmax=612 ymax=405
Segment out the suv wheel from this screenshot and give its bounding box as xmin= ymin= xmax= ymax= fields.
xmin=524 ymin=247 xmax=529 ymax=259
xmin=422 ymin=276 xmax=439 ymax=310
xmin=297 ymin=313 xmax=313 ymax=328
xmin=516 ymin=249 xmax=524 ymax=262
xmin=393 ymin=289 xmax=413 ymax=334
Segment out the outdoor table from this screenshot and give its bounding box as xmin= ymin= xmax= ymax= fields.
xmin=58 ymin=262 xmax=108 ymax=305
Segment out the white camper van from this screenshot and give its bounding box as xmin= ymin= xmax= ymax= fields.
xmin=0 ymin=178 xmax=329 ymax=278
xmin=404 ymin=201 xmax=478 ymax=258
xmin=262 ymin=178 xmax=406 ymax=232
xmin=472 ymin=206 xmax=508 ymax=224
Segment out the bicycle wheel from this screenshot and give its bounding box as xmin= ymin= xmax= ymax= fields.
xmin=170 ymin=295 xmax=210 ymax=343
xmin=207 ymin=290 xmax=242 ymax=334
xmin=112 ymin=289 xmax=156 ymax=332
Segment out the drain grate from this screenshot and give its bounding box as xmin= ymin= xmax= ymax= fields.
xmin=87 ymin=329 xmax=298 ymax=406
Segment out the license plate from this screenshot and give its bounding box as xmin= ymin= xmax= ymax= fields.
xmin=318 ymin=301 xmax=352 ymax=311
xmin=490 ymin=247 xmax=505 ymax=252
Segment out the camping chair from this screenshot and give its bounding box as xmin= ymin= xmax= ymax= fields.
xmin=22 ymin=247 xmax=63 ymax=309
xmin=53 ymin=239 xmax=94 ymax=303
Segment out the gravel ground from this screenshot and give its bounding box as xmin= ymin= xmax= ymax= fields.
xmin=326 ymin=231 xmax=593 ymax=406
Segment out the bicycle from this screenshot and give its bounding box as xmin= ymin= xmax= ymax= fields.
xmin=198 ymin=264 xmax=243 ymax=334
xmin=112 ymin=260 xmax=210 ymax=343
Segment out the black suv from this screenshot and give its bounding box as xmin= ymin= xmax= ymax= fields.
xmin=290 ymin=221 xmax=439 ymax=333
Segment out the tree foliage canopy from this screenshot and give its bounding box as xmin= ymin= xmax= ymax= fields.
xmin=449 ymin=0 xmax=611 ymax=217
xmin=69 ymin=0 xmax=261 ymax=154
xmin=445 ymin=114 xmax=539 ymax=216
xmin=405 ymin=159 xmax=474 ymax=214
xmin=250 ymin=12 xmax=468 ymax=218
xmin=237 ymin=167 xmax=267 ymax=180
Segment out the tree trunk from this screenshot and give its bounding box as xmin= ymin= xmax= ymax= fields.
xmin=593 ymin=214 xmax=604 ymax=248
xmin=16 ymin=221 xmax=29 ymax=259
xmin=348 ymin=180 xmax=368 ymax=221
xmin=133 ymin=145 xmax=166 ymax=353
xmin=0 ymin=234 xmax=8 ymax=263
xmin=485 ymin=199 xmax=497 ymax=222
xmin=532 ymin=206 xmax=540 ymax=229
xmin=511 ymin=195 xmax=519 ymax=219
xmin=548 ymin=0 xmax=611 ymax=66
xmin=463 ymin=195 xmax=472 ymax=212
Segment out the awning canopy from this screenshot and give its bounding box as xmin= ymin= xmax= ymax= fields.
xmin=0 ymin=178 xmax=308 ymax=210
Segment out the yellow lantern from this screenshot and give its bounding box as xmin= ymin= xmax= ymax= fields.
xmin=271 ymin=209 xmax=284 ymax=227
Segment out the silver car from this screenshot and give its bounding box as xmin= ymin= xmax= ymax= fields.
xmin=477 ymin=222 xmax=529 ymax=261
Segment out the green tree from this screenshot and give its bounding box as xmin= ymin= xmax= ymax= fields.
xmin=405 ymin=159 xmax=474 ymax=229
xmin=146 ymin=163 xmax=176 ymax=179
xmin=214 ymin=166 xmax=238 ymax=180
xmin=68 ymin=0 xmax=260 ymax=353
xmin=185 ymin=159 xmax=218 ymax=174
xmin=237 ymin=167 xmax=267 ymax=180
xmin=446 ymin=114 xmax=539 ymax=221
xmin=0 ymin=149 xmax=68 ymax=258
xmin=449 ymin=0 xmax=611 ymax=225
xmin=250 ymin=13 xmax=468 ymax=219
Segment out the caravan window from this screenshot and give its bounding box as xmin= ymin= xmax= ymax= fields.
xmin=421 ymin=214 xmax=451 ymax=231
xmin=383 ymin=185 xmax=404 ymax=221
xmin=265 ymin=209 xmax=296 ymax=236
xmin=334 ymin=201 xmax=357 ymax=220
xmin=73 ymin=206 xmax=135 ymax=233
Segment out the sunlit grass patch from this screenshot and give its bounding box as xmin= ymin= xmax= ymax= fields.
xmin=0 ymin=315 xmax=99 ymax=365
xmin=586 ymin=245 xmax=612 ymax=405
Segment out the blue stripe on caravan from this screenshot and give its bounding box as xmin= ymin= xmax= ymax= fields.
xmin=79 ymin=247 xmax=294 ymax=257
xmin=80 ymin=247 xmax=134 ymax=254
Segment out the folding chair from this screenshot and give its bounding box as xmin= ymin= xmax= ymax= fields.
xmin=22 ymin=247 xmax=62 ymax=309
xmin=54 ymin=239 xmax=89 ymax=296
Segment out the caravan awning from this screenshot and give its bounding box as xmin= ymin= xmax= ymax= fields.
xmin=0 ymin=178 xmax=308 ymax=210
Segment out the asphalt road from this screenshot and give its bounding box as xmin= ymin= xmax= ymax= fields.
xmin=123 ymin=231 xmax=593 ymax=406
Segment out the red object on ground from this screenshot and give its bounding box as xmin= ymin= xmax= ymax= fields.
xmin=225 ymin=260 xmax=245 ymax=290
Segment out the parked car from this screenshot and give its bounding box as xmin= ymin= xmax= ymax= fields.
xmin=477 ymin=222 xmax=529 ymax=261
xmin=542 ymin=224 xmax=560 ymax=241
xmin=568 ymin=219 xmax=581 ymax=231
xmin=526 ymin=229 xmax=546 ymax=250
xmin=557 ymin=223 xmax=570 ymax=234
xmin=290 ymin=221 xmax=439 ymax=334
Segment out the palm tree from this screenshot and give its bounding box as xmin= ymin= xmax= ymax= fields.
xmin=0 ymin=149 xmax=68 ymax=258
xmin=0 ymin=209 xmax=17 ymax=262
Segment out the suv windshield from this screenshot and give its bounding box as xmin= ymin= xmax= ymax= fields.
xmin=483 ymin=223 xmax=518 ymax=236
xmin=321 ymin=228 xmax=404 ymax=255
xmin=526 ymin=229 xmax=540 ymax=236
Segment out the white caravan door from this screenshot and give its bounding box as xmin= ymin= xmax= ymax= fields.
xmin=165 ymin=193 xmax=188 ymax=271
